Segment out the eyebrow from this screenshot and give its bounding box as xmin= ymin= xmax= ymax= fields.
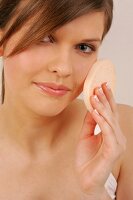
xmin=80 ymin=38 xmax=102 ymax=43
xmin=51 ymin=33 xmax=102 ymax=44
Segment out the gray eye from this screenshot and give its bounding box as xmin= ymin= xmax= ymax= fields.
xmin=79 ymin=44 xmax=92 ymax=53
xmin=77 ymin=43 xmax=96 ymax=54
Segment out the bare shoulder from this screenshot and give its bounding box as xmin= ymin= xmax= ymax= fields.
xmin=116 ymin=103 xmax=133 ymax=141
xmin=117 ymin=103 xmax=133 ymax=127
xmin=115 ymin=103 xmax=133 ymax=199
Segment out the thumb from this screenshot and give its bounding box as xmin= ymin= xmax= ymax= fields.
xmin=79 ymin=111 xmax=97 ymax=140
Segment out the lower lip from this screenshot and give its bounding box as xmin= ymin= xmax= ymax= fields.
xmin=34 ymin=83 xmax=69 ymax=97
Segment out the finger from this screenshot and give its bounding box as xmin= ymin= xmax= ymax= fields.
xmin=101 ymin=82 xmax=119 ymax=115
xmin=91 ymin=109 xmax=126 ymax=158
xmin=91 ymin=96 xmax=126 ymax=150
xmin=91 ymin=109 xmax=117 ymax=149
xmin=90 ymin=95 xmax=116 ymax=130
xmin=94 ymin=86 xmax=112 ymax=114
xmin=79 ymin=111 xmax=97 ymax=140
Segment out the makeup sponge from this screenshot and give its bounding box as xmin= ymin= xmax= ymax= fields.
xmin=83 ymin=59 xmax=117 ymax=112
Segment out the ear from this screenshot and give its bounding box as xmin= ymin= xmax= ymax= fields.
xmin=0 ymin=30 xmax=4 ymax=57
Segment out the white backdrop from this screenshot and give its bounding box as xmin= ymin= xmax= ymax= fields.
xmin=99 ymin=0 xmax=133 ymax=107
xmin=0 ymin=0 xmax=133 ymax=107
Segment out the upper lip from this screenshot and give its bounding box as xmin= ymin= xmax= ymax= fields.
xmin=34 ymin=82 xmax=71 ymax=91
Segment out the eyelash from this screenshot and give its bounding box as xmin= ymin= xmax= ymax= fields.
xmin=76 ymin=43 xmax=96 ymax=54
xmin=40 ymin=35 xmax=97 ymax=54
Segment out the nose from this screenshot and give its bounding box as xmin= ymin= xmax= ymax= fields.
xmin=48 ymin=49 xmax=73 ymax=77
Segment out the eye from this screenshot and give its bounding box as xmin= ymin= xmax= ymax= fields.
xmin=77 ymin=43 xmax=96 ymax=54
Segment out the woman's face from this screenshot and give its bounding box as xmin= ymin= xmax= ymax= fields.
xmin=1 ymin=12 xmax=105 ymax=116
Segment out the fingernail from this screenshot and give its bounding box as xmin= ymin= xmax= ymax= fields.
xmin=94 ymin=109 xmax=100 ymax=115
xmin=93 ymin=95 xmax=100 ymax=102
xmin=98 ymin=87 xmax=104 ymax=94
xmin=106 ymin=82 xmax=111 ymax=90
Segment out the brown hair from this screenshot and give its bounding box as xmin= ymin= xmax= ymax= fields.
xmin=0 ymin=0 xmax=113 ymax=103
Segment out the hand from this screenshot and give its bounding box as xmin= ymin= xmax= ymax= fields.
xmin=75 ymin=82 xmax=126 ymax=198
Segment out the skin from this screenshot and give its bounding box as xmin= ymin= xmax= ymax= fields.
xmin=0 ymin=9 xmax=133 ymax=200
xmin=0 ymin=12 xmax=103 ymax=155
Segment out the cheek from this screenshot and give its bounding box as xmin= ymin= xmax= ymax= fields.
xmin=3 ymin=48 xmax=50 ymax=88
xmin=73 ymin=57 xmax=96 ymax=88
xmin=4 ymin=58 xmax=21 ymax=89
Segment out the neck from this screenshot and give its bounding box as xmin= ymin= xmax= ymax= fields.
xmin=0 ymin=100 xmax=70 ymax=157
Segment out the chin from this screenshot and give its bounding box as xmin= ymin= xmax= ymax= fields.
xmin=21 ymin=95 xmax=69 ymax=117
xmin=18 ymin=85 xmax=74 ymax=117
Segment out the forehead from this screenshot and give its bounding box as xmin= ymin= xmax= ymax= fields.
xmin=53 ymin=12 xmax=105 ymax=41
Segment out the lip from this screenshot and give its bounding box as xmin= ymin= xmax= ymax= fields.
xmin=34 ymin=82 xmax=71 ymax=91
xmin=33 ymin=82 xmax=71 ymax=97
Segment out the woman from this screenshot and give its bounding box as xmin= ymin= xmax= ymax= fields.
xmin=0 ymin=0 xmax=132 ymax=199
